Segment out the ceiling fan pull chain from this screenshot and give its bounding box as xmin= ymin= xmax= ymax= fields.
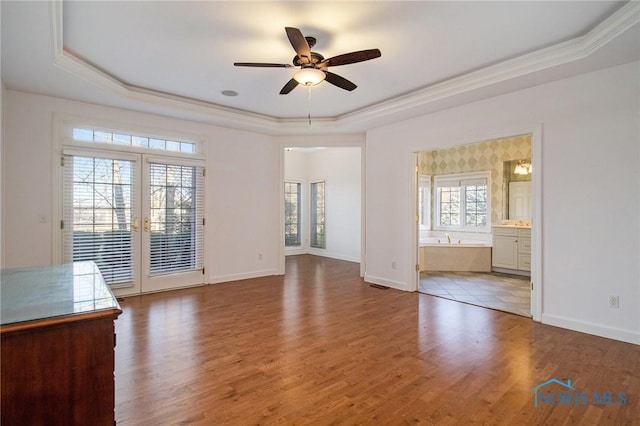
xmin=308 ymin=85 xmax=312 ymax=125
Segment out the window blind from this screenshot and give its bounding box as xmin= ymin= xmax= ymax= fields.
xmin=148 ymin=162 xmax=204 ymax=276
xmin=63 ymin=154 xmax=137 ymax=285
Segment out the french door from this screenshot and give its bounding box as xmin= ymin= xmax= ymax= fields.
xmin=62 ymin=149 xmax=204 ymax=295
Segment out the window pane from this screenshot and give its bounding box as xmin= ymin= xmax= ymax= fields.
xmin=73 ymin=128 xmax=94 ymax=142
xmin=149 ymin=138 xmax=166 ymax=150
xmin=65 ymin=156 xmax=135 ymax=285
xmin=113 ymin=133 xmax=131 ymax=146
xmin=94 ymin=131 xmax=112 ymax=143
xmin=166 ymin=140 xmax=181 ymax=152
xmin=438 ymin=187 xmax=460 ymax=226
xmin=310 ymin=182 xmax=325 ymax=249
xmin=148 ymin=163 xmax=201 ymax=275
xmin=180 ymin=142 xmax=195 ymax=153
xmin=418 ymin=186 xmax=430 ymax=227
xmin=464 ymin=185 xmax=487 ymax=227
xmin=132 ymin=136 xmax=149 ymax=148
xmin=284 ymin=182 xmax=301 ymax=246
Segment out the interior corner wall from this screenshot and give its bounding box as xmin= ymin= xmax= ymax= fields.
xmin=1 ymin=90 xmax=281 ymax=285
xmin=284 ymin=147 xmax=361 ymax=263
xmin=365 ymin=61 xmax=640 ymax=344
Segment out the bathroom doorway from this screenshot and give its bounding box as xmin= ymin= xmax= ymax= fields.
xmin=414 ymin=133 xmax=538 ymax=318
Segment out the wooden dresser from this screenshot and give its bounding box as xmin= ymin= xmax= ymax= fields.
xmin=1 ymin=262 xmax=122 ymax=425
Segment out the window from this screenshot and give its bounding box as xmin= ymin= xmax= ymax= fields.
xmin=72 ymin=128 xmax=196 ymax=154
xmin=435 ymin=172 xmax=489 ymax=231
xmin=418 ymin=175 xmax=431 ymax=229
xmin=284 ymin=182 xmax=301 ymax=246
xmin=60 ymin=122 xmax=205 ymax=294
xmin=310 ymin=181 xmax=325 ymax=249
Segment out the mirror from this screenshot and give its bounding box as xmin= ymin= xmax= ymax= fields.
xmin=503 ymin=159 xmax=532 ymax=220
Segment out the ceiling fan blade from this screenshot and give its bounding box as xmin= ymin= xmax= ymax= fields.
xmin=279 ymin=78 xmax=299 ymax=95
xmin=319 ymin=49 xmax=381 ymax=68
xmin=285 ymin=27 xmax=311 ymax=64
xmin=234 ymin=62 xmax=293 ymax=68
xmin=324 ymin=71 xmax=357 ymax=91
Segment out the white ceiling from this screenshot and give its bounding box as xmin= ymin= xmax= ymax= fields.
xmin=2 ymin=1 xmax=639 ymax=134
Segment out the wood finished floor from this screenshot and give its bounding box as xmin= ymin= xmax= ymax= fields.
xmin=115 ymin=255 xmax=639 ymax=425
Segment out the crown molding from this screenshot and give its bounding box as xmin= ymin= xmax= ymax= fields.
xmin=50 ymin=1 xmax=640 ymax=135
xmin=338 ymin=1 xmax=640 ymax=127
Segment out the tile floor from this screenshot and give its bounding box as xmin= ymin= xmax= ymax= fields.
xmin=419 ymin=271 xmax=531 ymax=317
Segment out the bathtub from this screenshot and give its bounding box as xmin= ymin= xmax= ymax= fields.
xmin=419 ymin=238 xmax=492 ymax=272
xmin=421 ymin=238 xmax=491 ymax=247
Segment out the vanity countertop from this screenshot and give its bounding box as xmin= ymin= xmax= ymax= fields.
xmin=493 ymin=224 xmax=531 ymax=229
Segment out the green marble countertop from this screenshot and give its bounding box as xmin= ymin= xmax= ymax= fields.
xmin=1 ymin=262 xmax=120 ymax=326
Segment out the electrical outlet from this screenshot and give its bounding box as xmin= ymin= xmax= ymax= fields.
xmin=609 ymin=296 xmax=619 ymax=309
xmin=391 ymin=261 xmax=397 ymax=270
xmin=258 ymin=253 xmax=263 ymax=261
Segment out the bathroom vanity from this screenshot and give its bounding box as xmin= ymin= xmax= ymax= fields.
xmin=492 ymin=225 xmax=531 ymax=276
xmin=0 ymin=262 xmax=121 ymax=425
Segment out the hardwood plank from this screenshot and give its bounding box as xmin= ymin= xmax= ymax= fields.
xmin=114 ymin=255 xmax=639 ymax=425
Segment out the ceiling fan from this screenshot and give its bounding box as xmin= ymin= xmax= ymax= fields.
xmin=234 ymin=27 xmax=381 ymax=94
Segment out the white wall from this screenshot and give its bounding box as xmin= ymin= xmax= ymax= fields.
xmin=284 ymin=147 xmax=361 ymax=263
xmin=0 ymin=81 xmax=4 ymax=268
xmin=365 ymin=61 xmax=640 ymax=344
xmin=1 ymin=90 xmax=281 ymax=285
xmin=284 ymin=149 xmax=310 ymax=256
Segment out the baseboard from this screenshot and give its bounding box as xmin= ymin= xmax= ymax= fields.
xmin=492 ymin=267 xmax=531 ymax=277
xmin=289 ymin=248 xmax=360 ymax=263
xmin=542 ymin=313 xmax=640 ymax=345
xmin=209 ymin=269 xmax=280 ymax=284
xmin=309 ymin=250 xmax=360 ymax=263
xmin=364 ymin=274 xmax=408 ymax=292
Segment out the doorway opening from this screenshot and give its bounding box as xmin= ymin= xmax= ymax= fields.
xmin=414 ymin=133 xmax=537 ymax=318
xmin=281 ymin=146 xmax=364 ymax=275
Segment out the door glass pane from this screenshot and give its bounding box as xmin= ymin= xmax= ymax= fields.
xmin=64 ymin=156 xmax=135 ymax=285
xmin=148 ymin=163 xmax=204 ymax=275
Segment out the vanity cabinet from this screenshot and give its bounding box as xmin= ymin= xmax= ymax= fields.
xmin=492 ymin=226 xmax=531 ymax=275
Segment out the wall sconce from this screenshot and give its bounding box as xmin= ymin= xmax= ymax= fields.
xmin=514 ymin=160 xmax=532 ymax=175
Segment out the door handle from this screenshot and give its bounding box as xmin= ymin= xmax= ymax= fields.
xmin=144 ymin=217 xmax=150 ymax=232
xmin=133 ymin=217 xmax=139 ymax=232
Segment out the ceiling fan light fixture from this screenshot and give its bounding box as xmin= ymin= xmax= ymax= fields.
xmin=293 ymin=68 xmax=325 ymax=86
